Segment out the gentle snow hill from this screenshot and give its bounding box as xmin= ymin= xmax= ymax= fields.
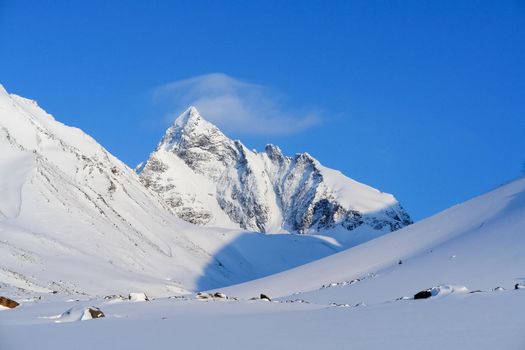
xmin=0 ymin=84 xmax=409 ymax=297
xmin=220 ymin=176 xmax=525 ymax=300
xmin=137 ymin=106 xmax=411 ymax=234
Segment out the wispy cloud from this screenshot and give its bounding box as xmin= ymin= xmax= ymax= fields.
xmin=152 ymin=73 xmax=321 ymax=135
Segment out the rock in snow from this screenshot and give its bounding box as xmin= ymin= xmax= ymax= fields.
xmin=259 ymin=293 xmax=272 ymax=301
xmin=413 ymin=290 xmax=432 ymax=300
xmin=55 ymin=306 xmax=105 ymax=322
xmin=0 ymin=296 xmax=19 ymax=309
xmin=137 ymin=107 xmax=412 ymax=234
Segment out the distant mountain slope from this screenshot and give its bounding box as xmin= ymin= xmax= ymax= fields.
xmin=137 ymin=107 xmax=411 ymax=234
xmin=221 ymin=176 xmax=525 ymax=299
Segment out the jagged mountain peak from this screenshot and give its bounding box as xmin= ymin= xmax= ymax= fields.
xmin=139 ymin=107 xmax=412 ymax=234
xmin=173 ymin=105 xmax=201 ymax=127
xmin=157 ymin=106 xmax=231 ymax=154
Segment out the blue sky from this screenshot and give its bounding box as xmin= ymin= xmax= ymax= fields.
xmin=1 ymin=0 xmax=524 ymax=220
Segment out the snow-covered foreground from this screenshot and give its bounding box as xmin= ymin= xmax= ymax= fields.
xmin=1 ymin=288 xmax=524 ymax=349
xmin=2 ymin=175 xmax=525 ymax=348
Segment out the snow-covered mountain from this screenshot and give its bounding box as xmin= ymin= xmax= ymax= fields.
xmin=0 ymin=85 xmax=406 ymax=297
xmin=137 ymin=107 xmax=412 ymax=234
xmin=0 ymin=84 xmax=225 ymax=295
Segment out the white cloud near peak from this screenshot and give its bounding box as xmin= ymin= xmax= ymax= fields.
xmin=153 ymin=73 xmax=321 ymax=135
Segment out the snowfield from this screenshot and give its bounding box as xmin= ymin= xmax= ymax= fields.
xmin=0 ymin=84 xmax=524 ymax=349
xmin=2 ymin=175 xmax=524 ymax=349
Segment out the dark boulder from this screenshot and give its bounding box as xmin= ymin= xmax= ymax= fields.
xmin=0 ymin=296 xmax=19 ymax=309
xmin=414 ymin=290 xmax=432 ymax=300
xmin=260 ymin=293 xmax=271 ymax=301
xmin=88 ymin=307 xmax=105 ymax=319
xmin=515 ymin=283 xmax=525 ymax=290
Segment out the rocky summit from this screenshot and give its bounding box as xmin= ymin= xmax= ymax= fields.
xmin=137 ymin=107 xmax=412 ymax=234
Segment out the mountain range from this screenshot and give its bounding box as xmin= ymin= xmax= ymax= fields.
xmin=0 ymin=85 xmax=410 ymax=296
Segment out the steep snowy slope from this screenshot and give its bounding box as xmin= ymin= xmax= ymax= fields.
xmin=221 ymin=176 xmax=525 ymax=300
xmin=0 ymin=84 xmax=384 ymax=297
xmin=0 ymin=84 xmax=224 ymax=295
xmin=138 ymin=107 xmax=411 ymax=234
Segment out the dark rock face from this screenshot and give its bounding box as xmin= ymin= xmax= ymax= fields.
xmin=414 ymin=290 xmax=432 ymax=299
xmin=0 ymin=296 xmax=19 ymax=309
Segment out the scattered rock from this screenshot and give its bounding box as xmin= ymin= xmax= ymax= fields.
xmin=414 ymin=284 xmax=468 ymax=300
xmin=493 ymin=287 xmax=505 ymax=291
xmin=88 ymin=307 xmax=105 ymax=319
xmin=323 ymin=278 xmax=361 ymax=289
xmin=260 ymin=293 xmax=271 ymax=302
xmin=515 ymin=283 xmax=525 ymax=290
xmin=213 ymin=292 xmax=227 ymax=299
xmin=329 ymin=302 xmax=350 ymax=308
xmin=0 ymin=296 xmax=19 ymax=309
xmin=398 ymin=260 xmax=403 ymax=265
xmin=414 ymin=290 xmax=432 ymax=300
xmin=196 ymin=292 xmax=212 ymax=300
xmin=104 ymin=294 xmax=124 ymax=300
xmin=128 ymin=292 xmax=149 ymax=302
xmin=284 ymin=299 xmax=309 ymax=304
xmin=55 ymin=306 xmax=105 ymax=322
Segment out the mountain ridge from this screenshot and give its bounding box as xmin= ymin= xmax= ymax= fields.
xmin=0 ymin=85 xmax=408 ymax=297
xmin=138 ymin=107 xmax=412 ymax=234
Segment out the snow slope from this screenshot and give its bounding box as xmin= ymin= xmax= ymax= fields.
xmin=3 ymin=174 xmax=525 ymax=350
xmin=0 ymin=85 xmax=397 ymax=297
xmin=138 ymin=107 xmax=411 ymax=234
xmin=220 ymin=176 xmax=525 ymax=302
